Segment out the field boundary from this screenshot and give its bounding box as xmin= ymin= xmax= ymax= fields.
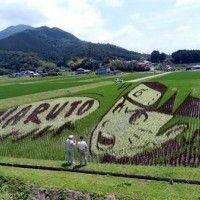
xmin=0 ymin=162 xmax=200 ymax=186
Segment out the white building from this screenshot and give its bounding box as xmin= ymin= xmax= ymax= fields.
xmin=191 ymin=65 xmax=200 ymax=71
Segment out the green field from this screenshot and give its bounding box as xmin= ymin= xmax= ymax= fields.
xmin=154 ymin=71 xmax=200 ymax=108
xmin=0 ymin=72 xmax=153 ymax=99
xmin=0 ymin=71 xmax=199 ymax=162
xmin=1 ymin=166 xmax=200 ymax=200
xmin=0 ymin=71 xmax=200 ymax=199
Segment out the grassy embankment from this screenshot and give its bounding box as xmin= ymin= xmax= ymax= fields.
xmin=0 ymin=166 xmax=200 ymax=200
xmin=1 ymin=156 xmax=200 ymax=181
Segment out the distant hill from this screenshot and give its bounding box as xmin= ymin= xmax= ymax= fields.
xmin=0 ymin=26 xmax=141 ymax=66
xmin=0 ymin=24 xmax=34 ymax=40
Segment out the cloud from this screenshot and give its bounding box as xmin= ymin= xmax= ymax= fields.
xmin=115 ymin=24 xmax=142 ymax=38
xmin=130 ymin=12 xmax=141 ymax=21
xmin=0 ymin=0 xmax=45 ymax=28
xmin=96 ymin=0 xmax=124 ymax=7
xmin=174 ymin=0 xmax=198 ymax=7
xmin=176 ymin=25 xmax=190 ymax=32
xmin=30 ymin=0 xmax=104 ymax=34
xmin=0 ymin=0 xmax=104 ymax=34
xmin=92 ymin=24 xmax=147 ymax=53
xmin=0 ymin=0 xmax=200 ymax=53
xmin=112 ymin=24 xmax=146 ymax=52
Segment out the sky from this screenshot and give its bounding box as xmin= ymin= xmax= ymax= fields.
xmin=0 ymin=0 xmax=200 ymax=53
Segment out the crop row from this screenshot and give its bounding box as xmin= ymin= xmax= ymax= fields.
xmin=0 ymin=97 xmax=99 ymax=141
xmin=90 ymin=82 xmax=200 ymax=167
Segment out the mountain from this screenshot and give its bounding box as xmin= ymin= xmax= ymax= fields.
xmin=0 ymin=26 xmax=141 ymax=64
xmin=0 ymin=24 xmax=34 ymax=40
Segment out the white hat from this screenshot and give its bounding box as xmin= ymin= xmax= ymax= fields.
xmin=68 ymin=135 xmax=74 ymax=139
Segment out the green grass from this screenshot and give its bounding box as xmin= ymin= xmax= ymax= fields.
xmin=0 ymin=75 xmax=110 ymax=99
xmin=152 ymin=71 xmax=200 ymax=109
xmin=0 ymin=80 xmax=113 ymax=110
xmin=0 ymin=72 xmax=152 ymax=99
xmin=0 ymin=166 xmax=200 ymax=200
xmin=0 ymin=73 xmax=105 ymax=85
xmin=0 ymin=72 xmax=154 ymax=85
xmin=0 ymin=156 xmax=200 ymax=181
xmin=0 ymin=191 xmax=12 ymax=200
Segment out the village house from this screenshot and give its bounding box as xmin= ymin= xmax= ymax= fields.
xmin=96 ymin=67 xmax=112 ymax=75
xmin=75 ymin=68 xmax=92 ymax=75
xmin=191 ymin=65 xmax=200 ymax=71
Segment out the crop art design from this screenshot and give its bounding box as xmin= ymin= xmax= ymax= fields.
xmin=90 ymin=82 xmax=200 ymax=167
xmin=0 ymin=97 xmax=99 ymax=141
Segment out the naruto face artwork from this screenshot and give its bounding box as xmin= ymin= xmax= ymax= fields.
xmin=90 ymin=82 xmax=199 ymax=165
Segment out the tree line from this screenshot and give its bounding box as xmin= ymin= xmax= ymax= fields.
xmin=0 ymin=50 xmax=56 ymax=75
xmin=171 ymin=50 xmax=200 ymax=64
xmin=2 ymin=48 xmax=200 ymax=75
xmin=149 ymin=50 xmax=200 ymax=64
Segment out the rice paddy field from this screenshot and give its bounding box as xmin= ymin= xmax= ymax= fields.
xmin=0 ymin=71 xmax=200 ymax=200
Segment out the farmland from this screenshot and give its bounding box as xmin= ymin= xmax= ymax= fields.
xmin=0 ymin=71 xmax=200 ymax=199
xmin=0 ymin=72 xmax=152 ymax=99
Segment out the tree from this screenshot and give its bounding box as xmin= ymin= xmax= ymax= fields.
xmin=159 ymin=53 xmax=167 ymax=63
xmin=150 ymin=51 xmax=167 ymax=63
xmin=67 ymin=58 xmax=99 ymax=71
xmin=150 ymin=51 xmax=160 ymax=63
xmin=107 ymin=59 xmax=150 ymax=72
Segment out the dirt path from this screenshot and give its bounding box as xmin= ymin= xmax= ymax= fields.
xmin=126 ymin=72 xmax=172 ymax=83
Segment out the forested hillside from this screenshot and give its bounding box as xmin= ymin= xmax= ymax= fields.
xmin=0 ymin=26 xmax=141 ymax=73
xmin=0 ymin=50 xmax=56 ymax=75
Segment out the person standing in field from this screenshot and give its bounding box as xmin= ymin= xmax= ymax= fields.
xmin=77 ymin=136 xmax=88 ymax=166
xmin=66 ymin=135 xmax=76 ymax=165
